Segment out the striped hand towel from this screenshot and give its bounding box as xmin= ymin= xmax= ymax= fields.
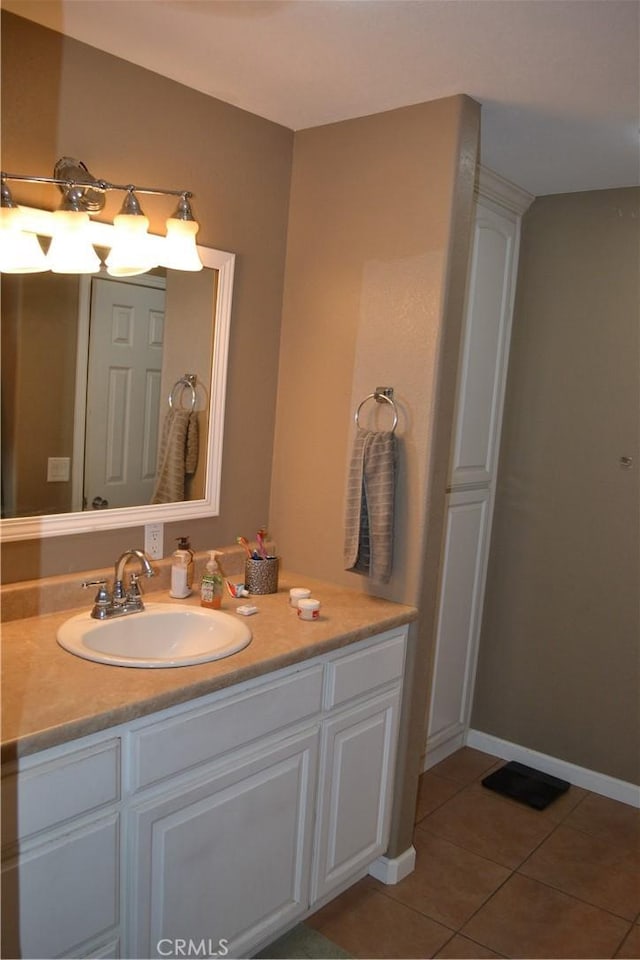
xmin=344 ymin=427 xmax=397 ymax=583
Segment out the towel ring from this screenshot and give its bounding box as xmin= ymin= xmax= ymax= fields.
xmin=168 ymin=375 xmax=197 ymax=412
xmin=355 ymin=389 xmax=398 ymax=433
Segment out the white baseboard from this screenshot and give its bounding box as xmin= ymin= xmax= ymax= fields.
xmin=368 ymin=845 xmax=416 ymax=885
xmin=466 ymin=729 xmax=640 ymax=809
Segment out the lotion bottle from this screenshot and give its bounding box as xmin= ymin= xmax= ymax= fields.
xmin=176 ymin=536 xmax=194 ymax=590
xmin=200 ymin=551 xmax=223 ymax=609
xmin=170 ymin=548 xmax=191 ymax=599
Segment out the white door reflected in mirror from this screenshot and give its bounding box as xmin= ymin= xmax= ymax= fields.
xmin=83 ymin=277 xmax=166 ymax=511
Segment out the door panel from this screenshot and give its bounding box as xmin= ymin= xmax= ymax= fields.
xmin=84 ymin=279 xmax=165 ymax=509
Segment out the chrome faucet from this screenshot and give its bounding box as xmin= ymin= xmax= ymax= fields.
xmin=82 ymin=548 xmax=155 ymax=619
xmin=113 ymin=548 xmax=154 ymax=602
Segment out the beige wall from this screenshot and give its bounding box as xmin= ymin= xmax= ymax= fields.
xmin=1 ymin=273 xmax=79 ymax=517
xmin=1 ymin=11 xmax=293 ymax=580
xmin=472 ymin=188 xmax=640 ymax=785
xmin=270 ymin=96 xmax=480 ymax=853
xmin=271 ymin=98 xmax=478 ymax=605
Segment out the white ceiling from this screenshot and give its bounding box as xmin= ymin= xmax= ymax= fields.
xmin=3 ymin=0 xmax=640 ymax=196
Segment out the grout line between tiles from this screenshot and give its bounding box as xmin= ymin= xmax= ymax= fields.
xmin=513 ymin=804 xmax=640 ymax=924
xmin=373 ymin=826 xmax=517 ymax=945
xmin=367 ymin=880 xmax=458 ymax=942
xmin=512 ymin=866 xmax=640 ymax=925
xmin=414 ymin=780 xmax=468 ymax=824
xmin=611 ymin=919 xmax=637 ymax=959
xmin=431 ymin=927 xmax=511 ymax=960
xmin=456 ymin=933 xmax=510 ymax=960
xmin=413 ymin=819 xmax=527 ymax=873
xmin=450 ymin=854 xmax=519 ymax=945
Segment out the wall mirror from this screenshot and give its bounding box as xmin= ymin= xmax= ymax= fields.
xmin=1 ymin=241 xmax=235 ymax=541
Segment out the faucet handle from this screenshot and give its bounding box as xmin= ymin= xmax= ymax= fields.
xmin=126 ymin=572 xmax=147 ymax=611
xmin=81 ymin=578 xmax=108 ymax=599
xmin=128 ymin=573 xmax=142 ymax=597
xmin=81 ymin=579 xmax=111 ymax=615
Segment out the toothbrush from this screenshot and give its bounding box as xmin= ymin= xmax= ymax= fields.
xmin=236 ymin=536 xmax=252 ymax=559
xmin=256 ymin=528 xmax=268 ymax=559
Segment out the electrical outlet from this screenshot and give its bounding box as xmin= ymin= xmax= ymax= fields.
xmin=145 ymin=522 xmax=164 ymax=559
xmin=47 ymin=457 xmax=71 ymax=482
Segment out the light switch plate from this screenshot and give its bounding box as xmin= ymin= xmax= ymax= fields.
xmin=145 ymin=522 xmax=164 ymax=559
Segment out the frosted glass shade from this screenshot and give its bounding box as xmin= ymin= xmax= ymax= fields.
xmin=47 ymin=210 xmax=101 ymax=274
xmin=163 ymin=218 xmax=203 ymax=271
xmin=106 ymin=213 xmax=157 ymax=277
xmin=0 ymin=207 xmax=48 ymax=273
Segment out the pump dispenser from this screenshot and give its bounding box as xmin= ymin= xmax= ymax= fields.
xmin=170 ymin=547 xmax=191 ymax=599
xmin=200 ymin=551 xmax=224 ymax=609
xmin=176 ymin=536 xmax=194 ymax=589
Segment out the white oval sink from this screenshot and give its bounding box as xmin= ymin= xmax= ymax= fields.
xmin=57 ymin=602 xmax=252 ymax=668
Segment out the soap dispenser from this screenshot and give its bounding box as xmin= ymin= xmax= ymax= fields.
xmin=176 ymin=536 xmax=194 ymax=590
xmin=200 ymin=551 xmax=224 ymax=610
xmin=170 ymin=545 xmax=191 ymax=599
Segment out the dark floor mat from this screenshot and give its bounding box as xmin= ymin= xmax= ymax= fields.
xmin=482 ymin=760 xmax=570 ymax=810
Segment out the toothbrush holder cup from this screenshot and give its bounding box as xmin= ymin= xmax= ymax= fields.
xmin=244 ymin=556 xmax=279 ymax=595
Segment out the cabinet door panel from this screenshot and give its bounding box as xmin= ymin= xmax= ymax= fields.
xmin=451 ymin=204 xmax=518 ymax=487
xmin=129 ymin=730 xmax=318 ymax=959
xmin=1 ymin=816 xmax=119 ymax=960
xmin=427 ymin=489 xmax=490 ymax=753
xmin=313 ymin=689 xmax=401 ymax=901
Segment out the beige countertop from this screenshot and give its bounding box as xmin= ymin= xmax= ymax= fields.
xmin=1 ymin=573 xmax=417 ymax=762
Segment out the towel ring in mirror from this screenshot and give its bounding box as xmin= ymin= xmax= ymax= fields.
xmin=169 ymin=375 xmax=197 ymax=412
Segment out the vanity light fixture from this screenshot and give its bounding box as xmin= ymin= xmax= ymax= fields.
xmin=0 ymin=157 xmax=203 ymax=276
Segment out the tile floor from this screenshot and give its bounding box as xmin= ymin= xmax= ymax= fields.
xmin=306 ymin=748 xmax=640 ymax=959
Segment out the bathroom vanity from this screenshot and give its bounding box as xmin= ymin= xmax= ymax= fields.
xmin=1 ymin=574 xmax=416 ymax=959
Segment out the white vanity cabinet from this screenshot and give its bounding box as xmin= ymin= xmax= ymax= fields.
xmin=1 ymin=737 xmax=122 ymax=959
xmin=1 ymin=625 xmax=408 ymax=960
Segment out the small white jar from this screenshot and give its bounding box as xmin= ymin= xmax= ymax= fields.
xmin=289 ymin=587 xmax=311 ymax=608
xmin=297 ymin=598 xmax=320 ymax=620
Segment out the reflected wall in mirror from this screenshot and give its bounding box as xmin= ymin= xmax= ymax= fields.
xmin=0 ymin=244 xmax=235 ymax=541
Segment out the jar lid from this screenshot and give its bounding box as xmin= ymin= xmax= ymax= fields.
xmin=298 ymin=598 xmax=320 ymax=610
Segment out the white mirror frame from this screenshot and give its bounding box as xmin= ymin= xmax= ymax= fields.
xmin=0 ymin=241 xmax=235 ymax=542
